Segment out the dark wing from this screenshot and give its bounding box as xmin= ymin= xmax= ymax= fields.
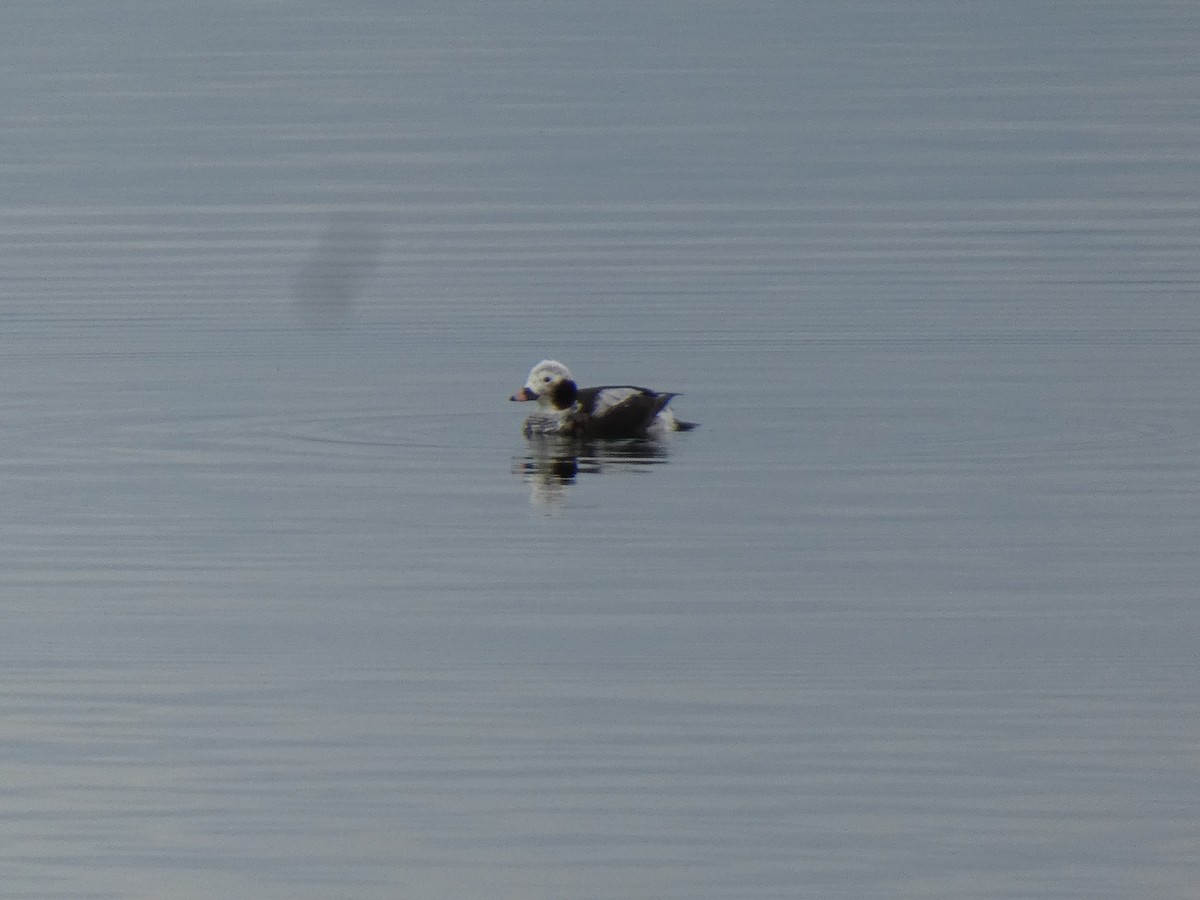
xmin=575 ymin=386 xmax=675 ymax=438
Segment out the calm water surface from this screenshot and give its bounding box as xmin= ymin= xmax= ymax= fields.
xmin=2 ymin=2 xmax=1199 ymax=898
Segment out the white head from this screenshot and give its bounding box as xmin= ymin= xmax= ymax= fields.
xmin=510 ymin=360 xmax=578 ymax=410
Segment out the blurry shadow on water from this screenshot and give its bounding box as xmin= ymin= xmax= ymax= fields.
xmin=514 ymin=436 xmax=673 ymax=506
xmin=294 ymin=210 xmax=387 ymax=323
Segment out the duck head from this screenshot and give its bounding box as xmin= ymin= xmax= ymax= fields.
xmin=510 ymin=359 xmax=578 ymax=410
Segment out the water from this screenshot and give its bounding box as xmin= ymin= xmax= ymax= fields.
xmin=2 ymin=2 xmax=1199 ymax=898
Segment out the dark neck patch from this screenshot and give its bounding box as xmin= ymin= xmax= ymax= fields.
xmin=550 ymin=379 xmax=578 ymax=410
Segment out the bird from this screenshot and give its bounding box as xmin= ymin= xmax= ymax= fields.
xmin=510 ymin=360 xmax=697 ymax=439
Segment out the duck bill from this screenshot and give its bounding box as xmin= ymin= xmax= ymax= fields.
xmin=510 ymin=387 xmax=538 ymax=402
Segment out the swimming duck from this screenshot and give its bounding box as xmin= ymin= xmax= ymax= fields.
xmin=510 ymin=359 xmax=697 ymax=439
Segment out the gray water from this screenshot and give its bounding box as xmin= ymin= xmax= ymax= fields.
xmin=3 ymin=2 xmax=1199 ymax=898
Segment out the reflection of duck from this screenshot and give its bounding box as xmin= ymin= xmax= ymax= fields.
xmin=515 ymin=435 xmax=673 ymax=505
xmin=510 ymin=360 xmax=697 ymax=439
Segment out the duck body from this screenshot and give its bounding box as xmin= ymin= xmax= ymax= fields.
xmin=510 ymin=360 xmax=696 ymax=439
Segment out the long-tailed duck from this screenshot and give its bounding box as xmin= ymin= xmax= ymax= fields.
xmin=510 ymin=360 xmax=697 ymax=439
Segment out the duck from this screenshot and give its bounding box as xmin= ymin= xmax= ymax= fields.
xmin=510 ymin=359 xmax=697 ymax=439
